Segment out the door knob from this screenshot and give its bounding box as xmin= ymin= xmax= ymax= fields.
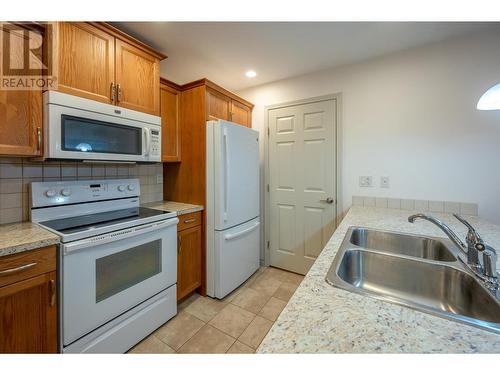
xmin=320 ymin=197 xmax=335 ymax=204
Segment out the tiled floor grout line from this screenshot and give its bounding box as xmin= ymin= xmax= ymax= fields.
xmin=129 ymin=266 xmax=304 ymax=354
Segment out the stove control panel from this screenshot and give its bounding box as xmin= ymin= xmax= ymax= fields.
xmin=31 ymin=178 xmax=140 ymax=208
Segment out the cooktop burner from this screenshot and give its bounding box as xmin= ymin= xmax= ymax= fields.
xmin=39 ymin=207 xmax=171 ymax=235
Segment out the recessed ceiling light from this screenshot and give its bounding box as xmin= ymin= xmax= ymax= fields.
xmin=477 ymin=82 xmax=500 ymax=110
xmin=245 ymin=70 xmax=257 ymax=78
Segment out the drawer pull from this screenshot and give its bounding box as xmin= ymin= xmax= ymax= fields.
xmin=0 ymin=262 xmax=37 ymax=276
xmin=184 ymin=218 xmax=196 ymax=224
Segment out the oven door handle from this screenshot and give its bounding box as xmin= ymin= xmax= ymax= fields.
xmin=62 ymin=217 xmax=179 ymax=254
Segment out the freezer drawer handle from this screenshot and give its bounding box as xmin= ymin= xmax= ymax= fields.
xmin=224 ymin=222 xmax=260 ymax=241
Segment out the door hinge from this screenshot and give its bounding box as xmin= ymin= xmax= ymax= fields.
xmin=267 ymin=240 xmax=270 ymax=249
xmin=266 ymin=184 xmax=270 ymax=192
xmin=267 ymin=127 xmax=270 ymax=136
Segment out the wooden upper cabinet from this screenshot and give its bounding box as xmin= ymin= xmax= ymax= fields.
xmin=0 ymin=88 xmax=42 ymax=157
xmin=0 ymin=24 xmax=43 ymax=156
xmin=230 ymin=100 xmax=252 ymax=128
xmin=55 ymin=22 xmax=164 ymax=115
xmin=115 ymin=39 xmax=160 ymax=115
xmin=57 ymin=22 xmax=115 ymax=104
xmin=207 ymin=88 xmax=231 ymax=121
xmin=160 ymin=82 xmax=181 ymax=162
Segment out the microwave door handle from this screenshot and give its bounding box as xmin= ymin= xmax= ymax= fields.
xmin=143 ymin=128 xmax=151 ymax=157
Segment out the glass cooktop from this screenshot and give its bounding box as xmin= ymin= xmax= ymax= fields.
xmin=40 ymin=207 xmax=171 ymax=235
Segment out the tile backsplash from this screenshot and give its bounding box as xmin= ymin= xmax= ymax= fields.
xmin=352 ymin=196 xmax=478 ymax=216
xmin=0 ymin=158 xmax=164 ymax=225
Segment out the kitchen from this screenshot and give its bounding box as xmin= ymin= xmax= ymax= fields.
xmin=1 ymin=2 xmax=500 ymax=373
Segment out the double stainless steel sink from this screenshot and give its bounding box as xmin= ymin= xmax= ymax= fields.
xmin=326 ymin=227 xmax=500 ymax=334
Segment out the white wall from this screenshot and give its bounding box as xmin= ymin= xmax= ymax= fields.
xmin=237 ymin=29 xmax=500 ymax=225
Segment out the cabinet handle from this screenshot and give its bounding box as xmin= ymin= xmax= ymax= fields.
xmin=184 ymin=218 xmax=196 ymax=224
xmin=36 ymin=127 xmax=41 ymax=151
xmin=48 ymin=279 xmax=56 ymax=307
xmin=117 ymin=84 xmax=122 ymax=102
xmin=110 ymin=82 xmax=116 ymax=102
xmin=0 ymin=262 xmax=37 ymax=276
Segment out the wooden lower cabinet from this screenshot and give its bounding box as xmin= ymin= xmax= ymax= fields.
xmin=177 ymin=213 xmax=202 ymax=301
xmin=0 ymin=246 xmax=57 ymax=353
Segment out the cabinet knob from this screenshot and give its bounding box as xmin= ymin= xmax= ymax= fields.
xmin=48 ymin=279 xmax=56 ymax=307
xmin=110 ymin=82 xmax=116 ymax=102
xmin=117 ymin=84 xmax=122 ymax=102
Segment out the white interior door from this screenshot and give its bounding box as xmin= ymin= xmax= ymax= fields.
xmin=268 ymin=98 xmax=337 ymax=275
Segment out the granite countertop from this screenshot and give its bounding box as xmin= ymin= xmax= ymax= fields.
xmin=0 ymin=222 xmax=60 ymax=258
xmin=143 ymin=200 xmax=204 ymax=216
xmin=258 ymin=206 xmax=500 ymax=353
xmin=0 ymin=200 xmax=203 ymax=258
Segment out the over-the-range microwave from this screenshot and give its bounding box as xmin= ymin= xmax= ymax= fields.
xmin=43 ymin=91 xmax=161 ymax=162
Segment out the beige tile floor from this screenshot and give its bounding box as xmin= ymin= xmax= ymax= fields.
xmin=128 ymin=266 xmax=304 ymax=354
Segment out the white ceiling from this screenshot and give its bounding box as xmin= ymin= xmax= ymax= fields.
xmin=112 ymin=22 xmax=496 ymax=91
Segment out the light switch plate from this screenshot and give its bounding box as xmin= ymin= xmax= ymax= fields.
xmin=156 ymin=174 xmax=163 ymax=184
xmin=380 ymin=176 xmax=390 ymax=188
xmin=359 ymin=176 xmax=372 ymax=187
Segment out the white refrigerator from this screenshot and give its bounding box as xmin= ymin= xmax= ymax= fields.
xmin=206 ymin=120 xmax=260 ymax=299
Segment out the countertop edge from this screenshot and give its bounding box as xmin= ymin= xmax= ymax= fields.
xmin=0 ymin=238 xmax=60 ymax=258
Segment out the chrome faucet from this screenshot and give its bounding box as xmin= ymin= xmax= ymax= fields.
xmin=408 ymin=213 xmax=498 ymax=291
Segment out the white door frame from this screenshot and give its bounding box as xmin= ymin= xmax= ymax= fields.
xmin=263 ymin=93 xmax=342 ymax=267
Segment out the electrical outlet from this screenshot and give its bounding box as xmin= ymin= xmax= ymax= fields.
xmin=156 ymin=174 xmax=163 ymax=184
xmin=380 ymin=176 xmax=390 ymax=188
xmin=359 ymin=176 xmax=372 ymax=187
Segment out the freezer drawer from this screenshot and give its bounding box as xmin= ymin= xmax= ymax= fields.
xmin=213 ymin=218 xmax=260 ymax=299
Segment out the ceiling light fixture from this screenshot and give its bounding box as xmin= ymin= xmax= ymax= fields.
xmin=477 ymin=83 xmax=500 ymax=110
xmin=245 ymin=70 xmax=257 ymax=78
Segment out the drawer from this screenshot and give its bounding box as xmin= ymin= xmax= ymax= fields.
xmin=0 ymin=246 xmax=56 ymax=288
xmin=177 ymin=211 xmax=202 ymax=232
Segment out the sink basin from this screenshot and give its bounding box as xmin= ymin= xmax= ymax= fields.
xmin=326 ymin=226 xmax=500 ymax=334
xmin=349 ymin=227 xmax=456 ymax=261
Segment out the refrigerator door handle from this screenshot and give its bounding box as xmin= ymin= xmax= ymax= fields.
xmin=223 ymin=128 xmax=229 ymax=222
xmin=224 ymin=222 xmax=260 ymax=241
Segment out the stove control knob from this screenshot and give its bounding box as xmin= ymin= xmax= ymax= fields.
xmin=127 ymin=184 xmax=135 ymax=191
xmin=45 ymin=189 xmax=56 ymax=198
xmin=61 ymin=188 xmax=72 ymax=197
xmin=118 ymin=185 xmax=126 ymax=192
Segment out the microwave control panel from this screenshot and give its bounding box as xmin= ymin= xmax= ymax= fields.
xmin=150 ymin=129 xmax=160 ymax=157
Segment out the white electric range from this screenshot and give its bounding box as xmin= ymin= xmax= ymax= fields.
xmin=30 ymin=178 xmax=178 ymax=353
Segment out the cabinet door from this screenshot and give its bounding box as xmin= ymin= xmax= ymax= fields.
xmin=57 ymin=22 xmax=115 ymax=104
xmin=230 ymin=100 xmax=252 ymax=128
xmin=160 ymin=84 xmax=181 ymax=162
xmin=115 ymin=39 xmax=160 ymax=115
xmin=206 ymin=89 xmax=231 ymax=121
xmin=0 ymin=24 xmax=42 ymax=156
xmin=0 ymin=272 xmax=57 ymax=353
xmin=177 ymin=225 xmax=202 ymax=301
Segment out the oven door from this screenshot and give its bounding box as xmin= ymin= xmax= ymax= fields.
xmin=46 ymin=101 xmax=160 ymax=162
xmin=61 ymin=218 xmax=178 ymax=346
